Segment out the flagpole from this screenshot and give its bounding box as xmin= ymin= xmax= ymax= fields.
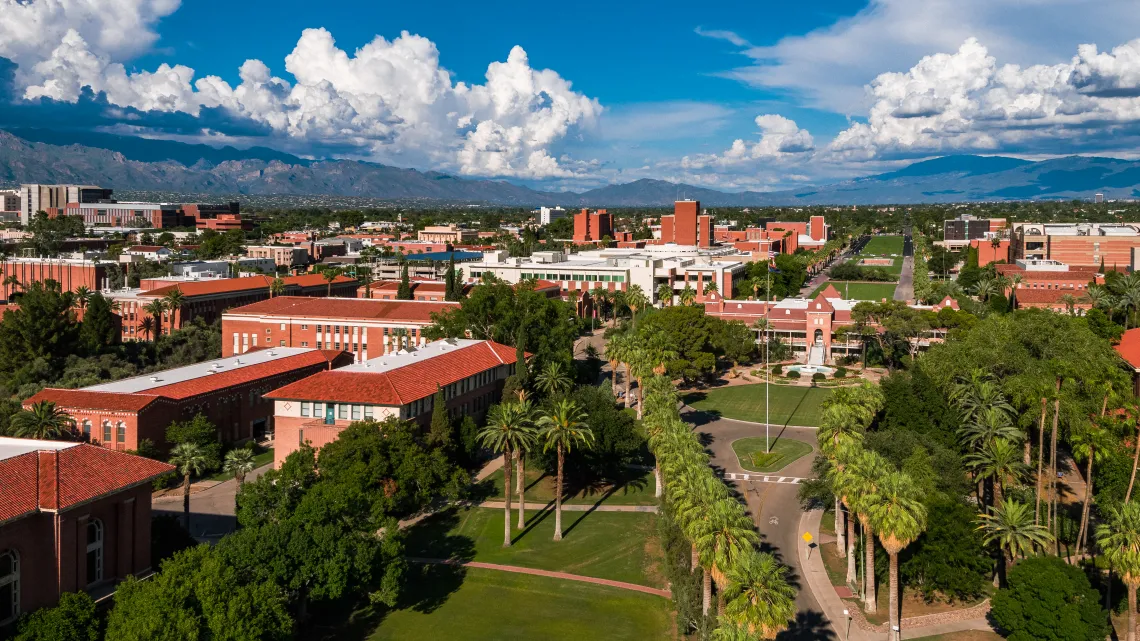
xmin=766 ymin=258 xmax=771 ymax=454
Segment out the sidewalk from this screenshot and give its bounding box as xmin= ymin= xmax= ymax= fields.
xmin=473 ymin=500 xmax=657 ymax=513
xmin=408 ymin=557 xmax=671 ymax=598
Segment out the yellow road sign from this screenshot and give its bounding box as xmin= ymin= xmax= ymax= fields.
xmin=802 ymin=532 xmax=814 ymax=544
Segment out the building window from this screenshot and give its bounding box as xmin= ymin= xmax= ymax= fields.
xmin=280 ymin=323 xmax=286 ymax=330
xmin=280 ymin=340 xmax=286 ymax=347
xmin=116 ymin=422 xmax=126 ymax=443
xmin=301 ymin=402 xmax=310 ymax=417
xmin=317 ymin=341 xmax=322 ymax=349
xmin=0 ymin=550 xmax=16 ymax=625
xmin=338 ymin=404 xmax=348 ymax=420
xmin=301 ymin=341 xmax=309 ymax=347
xmin=102 ymin=421 xmax=111 ymax=443
xmin=81 ymin=420 xmax=91 ymax=440
xmin=86 ymin=520 xmax=104 ymax=586
xmin=301 ymin=324 xmax=308 ymax=330
xmin=352 ymin=405 xmax=361 ymax=420
xmin=364 ymin=406 xmax=373 ymax=419
xmin=313 ymin=402 xmax=323 ymax=416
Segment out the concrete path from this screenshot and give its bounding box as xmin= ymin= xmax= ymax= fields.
xmin=474 ymin=500 xmax=657 ymax=513
xmin=893 ymin=255 xmax=915 ymax=302
xmin=408 ymin=557 xmax=672 ymax=597
xmin=153 ymin=462 xmax=272 ymax=541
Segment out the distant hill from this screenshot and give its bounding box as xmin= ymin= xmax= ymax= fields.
xmin=0 ymin=129 xmax=1135 ymax=205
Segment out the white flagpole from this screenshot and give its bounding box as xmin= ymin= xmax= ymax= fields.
xmin=766 ymin=259 xmax=771 ymax=454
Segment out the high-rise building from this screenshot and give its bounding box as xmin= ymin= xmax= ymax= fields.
xmin=537 ymin=206 xmax=568 ymax=226
xmin=572 ymin=209 xmax=613 ymax=243
xmin=1096 ymin=193 xmax=1105 ymax=204
xmin=18 ymin=184 xmax=111 ymax=225
xmin=659 ymin=201 xmax=713 ymax=247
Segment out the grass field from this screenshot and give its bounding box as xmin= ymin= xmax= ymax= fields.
xmin=860 ymin=235 xmax=905 ymax=256
xmin=731 ymin=437 xmax=814 ymax=473
xmin=476 ymin=467 xmax=656 ymax=506
xmin=205 ymin=447 xmax=274 ymax=482
xmin=810 ymin=281 xmax=899 ymax=301
xmin=363 ymin=567 xmax=674 ymax=641
xmin=405 ymin=507 xmax=664 ymax=587
xmin=683 ymin=383 xmax=833 ymax=427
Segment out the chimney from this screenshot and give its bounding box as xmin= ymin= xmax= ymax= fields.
xmin=38 ymin=450 xmax=60 ymax=510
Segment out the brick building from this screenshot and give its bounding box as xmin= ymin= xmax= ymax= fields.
xmin=572 ymin=209 xmax=614 ymax=243
xmin=417 ymin=225 xmax=478 ymax=244
xmin=265 ymin=339 xmax=518 ymax=468
xmin=110 ymin=273 xmax=358 ymax=342
xmin=244 ymin=246 xmax=310 ymax=268
xmin=26 ymin=348 xmax=353 ymax=449
xmin=0 ymin=438 xmax=173 ymax=623
xmin=1116 ymin=329 xmax=1140 ymax=397
xmin=221 ymin=297 xmax=458 ymax=359
xmin=1011 ymin=222 xmax=1140 ymax=268
xmin=359 ymin=279 xmax=472 ymax=301
xmin=659 ymin=201 xmax=712 ymax=247
xmin=0 ymin=258 xmax=114 ymax=299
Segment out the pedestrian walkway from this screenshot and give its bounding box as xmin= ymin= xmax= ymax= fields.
xmin=407 ymin=557 xmax=671 ymax=598
xmin=474 ymin=500 xmax=658 ymax=513
xmin=722 ymin=472 xmax=806 ymax=484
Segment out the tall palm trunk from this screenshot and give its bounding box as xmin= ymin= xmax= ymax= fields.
xmin=690 ymin=545 xmax=699 ymax=572
xmin=553 ymin=444 xmax=564 ymax=541
xmin=609 ymin=360 xmax=619 ymax=398
xmin=1128 ymin=427 xmax=1140 ymax=503
xmin=1126 ymin=583 xmax=1137 ymax=641
xmin=1048 ymin=388 xmax=1061 ymax=534
xmin=846 ymin=515 xmax=857 ymax=585
xmin=863 ymin=520 xmax=877 ymax=613
xmin=182 ymin=473 xmax=192 ymax=529
xmin=702 ymin=569 xmax=712 ymax=616
xmin=1036 ymin=397 xmax=1047 ymax=524
xmin=636 ymin=377 xmax=645 ymax=420
xmin=654 ymin=459 xmax=662 ymax=498
xmin=502 ymin=450 xmax=513 ymax=547
xmin=888 ymin=552 xmax=900 ymax=641
xmin=624 ymin=363 xmax=632 ymax=408
xmin=516 ymin=451 xmax=526 ymax=529
xmin=1075 ymin=447 xmax=1095 ymax=552
xmin=836 ymin=499 xmax=846 ymax=558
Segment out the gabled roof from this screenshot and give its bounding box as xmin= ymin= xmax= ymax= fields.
xmin=266 ymin=340 xmax=517 ymax=405
xmin=1013 ymin=289 xmax=1089 ymax=304
xmin=142 ymin=274 xmax=357 ymax=298
xmin=808 ymin=292 xmax=835 ymax=313
xmin=224 ymin=296 xmax=457 ymax=323
xmin=1116 ymin=328 xmax=1140 ymax=371
xmin=818 ymin=284 xmax=842 ymax=299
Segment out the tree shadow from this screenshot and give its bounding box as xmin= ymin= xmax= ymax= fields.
xmin=401 ymin=508 xmax=476 ymax=562
xmin=512 ymin=504 xmax=556 ymax=543
xmin=403 ymin=562 xmax=468 ymax=614
xmin=777 ymin=609 xmax=837 ymax=641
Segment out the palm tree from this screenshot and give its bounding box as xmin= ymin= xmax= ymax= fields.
xmin=722 ymin=551 xmax=797 ymax=639
xmin=626 ymin=284 xmax=647 ymax=328
xmin=534 ymin=361 xmax=573 ymax=399
xmin=977 ymin=499 xmax=1053 ymax=586
xmin=322 ymin=267 xmax=343 ymax=296
xmin=140 ymin=316 xmax=155 ymax=342
xmin=656 ymin=282 xmax=673 ymax=307
xmin=143 ymin=299 xmax=167 ymax=339
xmin=590 ymin=285 xmax=609 ymax=324
xmin=1072 ymin=418 xmax=1116 ymax=551
xmin=9 ymin=401 xmax=75 ymax=440
xmin=848 ymin=449 xmax=891 ymax=613
xmin=692 ymin=498 xmax=760 ymax=615
xmin=1098 ymin=502 xmax=1140 ymax=641
xmin=3 ymin=275 xmax=21 ymax=301
xmin=965 ymin=438 xmax=1026 ymax=506
xmin=869 ymin=471 xmax=928 ymax=641
xmin=163 ymin=288 xmax=185 ymax=332
xmin=223 ymin=447 xmax=257 ymax=485
xmin=703 ymin=281 xmax=718 ymax=298
xmin=537 ymin=399 xmax=594 ymax=540
xmin=1059 ymin=293 xmax=1079 ymax=316
xmin=1124 ymin=402 xmax=1140 ymax=503
xmin=74 ymin=285 xmax=91 ymax=311
xmin=511 ymin=399 xmax=537 ymax=529
xmin=607 ymin=332 xmax=635 ymax=408
xmin=169 ymin=442 xmax=210 ymax=529
xmin=750 ymin=276 xmax=766 ymax=301
xmin=479 ymin=403 xmax=537 ymax=547
xmin=973 ymin=278 xmax=996 ymax=301
xmin=269 ymin=277 xmax=286 ymax=298
xmin=680 ymin=284 xmax=697 ymax=306
xmin=1085 ymin=283 xmax=1108 ymax=309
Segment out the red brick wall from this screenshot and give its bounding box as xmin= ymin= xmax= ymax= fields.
xmin=698 ymin=215 xmax=712 ymax=247
xmin=674 ymin=202 xmax=699 ymax=246
xmin=810 ymin=216 xmax=826 ymax=241
xmin=1047 ymin=236 xmax=1140 ymax=268
xmin=661 ymin=216 xmax=675 ymax=243
xmin=0 ymin=262 xmax=107 ymax=297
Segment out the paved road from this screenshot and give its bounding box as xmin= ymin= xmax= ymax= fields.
xmin=153 ymin=463 xmax=272 ymax=541
xmin=683 ymin=406 xmax=837 ymax=640
xmin=893 ymin=228 xmax=915 ymax=301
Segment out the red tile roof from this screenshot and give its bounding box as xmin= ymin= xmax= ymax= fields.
xmin=225 ymin=296 xmax=456 ymax=323
xmin=1117 ymin=328 xmax=1140 ymax=370
xmin=25 ymin=350 xmax=346 ymax=410
xmin=0 ymin=442 xmax=172 ymax=524
xmin=143 ymin=274 xmax=357 ymax=298
xmin=127 ymin=245 xmax=167 ymax=253
xmin=1012 ymin=289 xmax=1091 ymax=304
xmin=266 ymin=341 xmax=517 ymax=405
xmin=282 ymin=273 xmax=357 ymax=288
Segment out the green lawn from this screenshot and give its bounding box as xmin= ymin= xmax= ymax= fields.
xmin=810 ymin=281 xmax=899 ymax=301
xmin=731 ymin=437 xmax=814 ymax=473
xmin=476 ymin=467 xmax=656 ymax=506
xmin=363 ymin=567 xmax=674 ymax=641
xmin=405 ymin=507 xmax=664 ymax=587
xmin=683 ymin=383 xmax=834 ymax=427
xmin=860 ymin=235 xmax=905 ymax=256
xmin=205 ymin=447 xmax=274 ymax=482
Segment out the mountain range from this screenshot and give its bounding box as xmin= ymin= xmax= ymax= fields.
xmin=0 ymin=128 xmax=1136 ymax=206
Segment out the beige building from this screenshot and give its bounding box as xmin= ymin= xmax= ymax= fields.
xmin=244 ymin=245 xmax=310 ymax=267
xmin=417 ymin=224 xmax=478 ymax=244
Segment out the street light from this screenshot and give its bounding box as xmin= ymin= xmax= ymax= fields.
xmin=842 ymin=609 xmax=850 ymax=641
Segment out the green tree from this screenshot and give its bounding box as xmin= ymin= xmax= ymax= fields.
xmin=1097 ymin=502 xmax=1140 ymax=641
xmin=269 ymin=277 xmax=285 ymax=298
xmin=990 ymin=555 xmax=1109 ymax=641
xmin=478 ymin=403 xmax=537 ymax=547
xmin=14 ymin=591 xmax=101 ymax=641
xmin=223 ymin=447 xmax=257 ymax=485
xmin=10 ymin=400 xmax=75 ymax=440
xmin=537 ymin=398 xmax=595 ymax=540
xmin=869 ymin=470 xmax=928 ymax=641
xmin=169 ymin=442 xmax=210 ymax=529
xmin=691 ymin=498 xmax=760 ymax=614
xmin=427 ymin=386 xmax=453 ymax=450
xmin=77 ymin=292 xmax=118 ymax=354
xmin=396 ymin=264 xmax=412 ymax=300
xmin=534 ymin=360 xmax=573 ymax=399
xmin=721 ymin=551 xmax=796 ymax=639
xmin=163 ymin=288 xmax=185 ymax=330
xmin=143 ymin=299 xmax=167 ymax=338
xmin=165 ymin=413 xmax=222 ymax=465
xmin=978 ymin=499 xmax=1053 ymax=586
xmin=0 ymin=280 xmax=79 ymax=388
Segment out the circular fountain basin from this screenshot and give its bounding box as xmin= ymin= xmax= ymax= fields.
xmin=785 ymin=364 xmax=835 ymax=376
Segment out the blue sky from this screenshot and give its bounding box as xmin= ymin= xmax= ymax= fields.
xmin=5 ymin=0 xmax=1140 ymax=191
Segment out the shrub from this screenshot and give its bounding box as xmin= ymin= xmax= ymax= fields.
xmin=835 ymin=367 xmax=848 ymax=378
xmin=772 ymin=364 xmax=783 ymax=376
xmin=811 ymin=372 xmax=826 ymax=382
xmin=990 ymin=556 xmax=1108 ymax=641
xmin=786 ymin=370 xmax=801 ymax=379
xmin=14 ymin=591 xmax=102 ymax=641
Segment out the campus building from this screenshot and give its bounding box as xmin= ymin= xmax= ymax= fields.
xmin=1116 ymin=329 xmax=1140 ymax=397
xmin=109 ymin=273 xmax=359 ymax=342
xmin=0 ymin=258 xmax=115 ymax=299
xmin=221 ymin=297 xmax=458 ymax=359
xmin=659 ymin=201 xmax=713 ymax=247
xmin=1010 ymin=222 xmax=1140 ymax=268
xmin=0 ymin=438 xmax=173 ymax=622
xmin=358 ymin=279 xmax=472 ymax=301
xmin=704 ymin=284 xmax=959 ymax=363
xmin=465 ymin=245 xmax=749 ymax=305
xmin=265 ymin=339 xmax=519 ymax=468
xmin=417 ymin=225 xmax=478 ymax=244
xmin=26 ymin=348 xmax=353 ymax=449
xmin=572 ymin=209 xmax=614 ymax=243
xmin=18 ymin=184 xmax=111 ymax=225
xmin=943 ymin=214 xmax=1005 ymax=248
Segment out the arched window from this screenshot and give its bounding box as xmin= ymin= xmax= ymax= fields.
xmin=81 ymin=420 xmax=91 ymax=440
xmin=102 ymin=421 xmax=111 ymax=444
xmin=115 ymin=422 xmax=126 ymax=443
xmin=86 ymin=520 xmax=103 ymax=586
xmin=0 ymin=550 xmax=18 ymax=624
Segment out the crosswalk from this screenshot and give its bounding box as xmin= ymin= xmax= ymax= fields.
xmin=722 ymin=472 xmax=807 ymax=484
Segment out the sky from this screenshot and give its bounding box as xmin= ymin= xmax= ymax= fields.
xmin=5 ymin=0 xmax=1140 ymax=192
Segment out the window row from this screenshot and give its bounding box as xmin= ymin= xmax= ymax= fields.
xmin=519 ymin=272 xmax=625 ymax=283
xmin=300 ymin=402 xmax=375 ymax=421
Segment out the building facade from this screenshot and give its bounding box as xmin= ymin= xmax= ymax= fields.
xmin=659 ymin=201 xmax=713 ymax=247
xmin=265 ymin=339 xmax=518 ymax=468
xmin=26 ymin=349 xmax=353 ymax=449
xmin=1011 ymin=222 xmax=1140 ymax=268
xmin=0 ymin=258 xmax=113 ymax=299
xmin=0 ymin=438 xmax=173 ymax=623
xmin=572 ymin=209 xmax=614 ymax=243
xmin=221 ymin=297 xmax=458 ymax=360
xmin=417 ymin=225 xmax=477 ymax=244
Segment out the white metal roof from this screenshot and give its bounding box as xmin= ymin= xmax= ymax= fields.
xmin=85 ymin=347 xmax=314 ymax=393
xmin=344 ymin=338 xmax=490 ymax=374
xmin=0 ymin=437 xmax=78 ymax=462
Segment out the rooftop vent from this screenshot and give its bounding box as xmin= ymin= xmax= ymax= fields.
xmin=150 ymin=377 xmax=161 ymax=382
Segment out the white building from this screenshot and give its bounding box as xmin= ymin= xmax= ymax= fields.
xmin=537 ymin=206 xmax=568 ymax=225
